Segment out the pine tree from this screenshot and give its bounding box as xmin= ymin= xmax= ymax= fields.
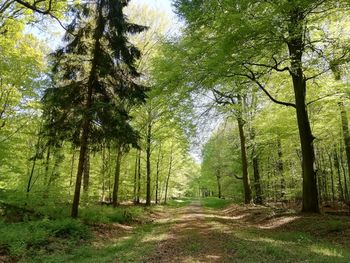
xmin=43 ymin=0 xmax=147 ymax=218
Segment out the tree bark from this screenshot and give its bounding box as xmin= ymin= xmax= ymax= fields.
xmin=277 ymin=138 xmax=285 ymax=200
xmin=71 ymin=0 xmax=104 ymax=218
xmin=287 ymin=8 xmax=319 ymax=213
xmin=155 ymin=144 xmax=162 ymax=204
xmin=83 ymin=149 xmax=90 ymax=194
xmin=328 ymin=152 xmax=336 ymax=202
xmin=112 ymin=144 xmax=123 ymax=207
xmin=146 ymin=120 xmax=152 ymax=206
xmin=164 ymin=145 xmax=173 ymax=204
xmin=44 ymin=146 xmax=51 ymax=186
xmin=252 ymin=143 xmax=263 ymax=204
xmin=133 ymin=150 xmax=138 ymax=204
xmin=136 ymin=150 xmax=141 ymax=204
xmin=236 ymin=104 xmax=252 ymax=204
xmin=339 ymin=102 xmax=350 ymax=187
xmin=216 ymin=173 xmax=222 ymax=199
xmin=333 ymin=146 xmax=344 ymax=201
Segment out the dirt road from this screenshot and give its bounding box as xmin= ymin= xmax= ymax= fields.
xmin=144 ymin=201 xmax=236 ymax=263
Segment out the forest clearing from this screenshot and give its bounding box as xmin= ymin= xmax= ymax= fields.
xmin=2 ymin=0 xmax=350 ymax=262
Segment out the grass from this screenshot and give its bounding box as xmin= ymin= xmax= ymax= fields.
xmin=23 ymin=222 xmax=171 ymax=263
xmin=2 ymin=196 xmax=350 ymax=263
xmin=0 ymin=218 xmax=90 ymax=258
xmin=0 ymin=197 xmax=161 ymax=262
xmin=200 ymin=197 xmax=233 ymax=209
xmin=230 ymin=227 xmax=350 ymax=262
xmin=166 ymin=197 xmax=194 ymax=207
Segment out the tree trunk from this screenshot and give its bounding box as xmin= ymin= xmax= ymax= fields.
xmin=164 ymin=145 xmax=173 ymax=204
xmin=339 ymin=145 xmax=349 ymax=202
xmin=339 ymin=102 xmax=350 ymax=187
xmin=146 ymin=121 xmax=152 ymax=206
xmin=277 ymin=138 xmax=285 ymax=200
xmin=252 ymin=143 xmax=263 ymax=204
xmin=44 ymin=146 xmax=51 ymax=186
xmin=328 ymin=152 xmax=336 ymax=202
xmin=216 ymin=173 xmax=222 ymax=199
xmin=237 ymin=110 xmax=252 ymax=204
xmin=27 ymin=155 xmax=37 ymax=193
xmin=71 ymin=0 xmax=104 ymax=218
xmin=136 ymin=150 xmax=141 ymax=204
xmin=83 ymin=149 xmax=90 ymax=194
xmin=334 ymin=146 xmax=344 ymax=201
xmin=101 ymin=147 xmax=106 ymax=202
xmin=69 ymin=150 xmax=75 ymax=190
xmin=133 ymin=150 xmax=138 ymax=204
xmin=155 ymin=144 xmax=162 ymax=204
xmin=287 ymin=9 xmax=319 ymax=213
xmin=112 ymin=144 xmax=123 ymax=207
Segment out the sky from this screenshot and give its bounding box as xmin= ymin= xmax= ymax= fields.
xmin=30 ymin=0 xmax=178 ymax=50
xmin=132 ymin=0 xmax=175 ymax=16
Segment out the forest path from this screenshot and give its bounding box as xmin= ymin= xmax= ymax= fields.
xmin=144 ymin=200 xmax=237 ymax=263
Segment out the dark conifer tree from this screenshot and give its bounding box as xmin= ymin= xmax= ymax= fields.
xmin=43 ymin=0 xmax=147 ymax=218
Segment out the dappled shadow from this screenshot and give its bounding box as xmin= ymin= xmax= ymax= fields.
xmin=141 ymin=201 xmax=350 ymax=262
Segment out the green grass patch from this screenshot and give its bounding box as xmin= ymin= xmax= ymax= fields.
xmin=166 ymin=197 xmax=193 ymax=207
xmin=0 ymin=218 xmax=90 ymax=258
xmin=79 ymin=205 xmax=146 ymax=224
xmin=230 ymin=228 xmax=350 ymax=262
xmin=200 ymin=197 xmax=233 ymax=209
xmin=22 ymin=221 xmax=171 ymax=263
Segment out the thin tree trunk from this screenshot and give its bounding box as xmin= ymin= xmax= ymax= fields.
xmin=155 ymin=144 xmax=162 ymax=204
xmin=334 ymin=146 xmax=344 ymax=201
xmin=133 ymin=150 xmax=138 ymax=204
xmin=83 ymin=149 xmax=90 ymax=194
xmin=339 ymin=102 xmax=350 ymax=187
xmin=340 ymin=145 xmax=349 ymax=202
xmin=136 ymin=150 xmax=141 ymax=204
xmin=164 ymin=145 xmax=173 ymax=204
xmin=69 ymin=150 xmax=75 ymax=189
xmin=112 ymin=144 xmax=123 ymax=207
xmin=252 ymin=144 xmax=263 ymax=204
xmin=328 ymin=152 xmax=336 ymax=202
xmin=216 ymin=172 xmax=222 ymax=199
xmin=27 ymin=155 xmax=37 ymax=193
xmin=146 ymin=120 xmax=152 ymax=206
xmin=237 ymin=111 xmax=252 ymax=204
xmin=277 ymin=138 xmax=285 ymax=200
xmin=44 ymin=146 xmax=51 ymax=186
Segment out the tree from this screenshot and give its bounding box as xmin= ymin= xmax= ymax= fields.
xmin=43 ymin=0 xmax=147 ymax=218
xmin=168 ymin=0 xmax=350 ymax=212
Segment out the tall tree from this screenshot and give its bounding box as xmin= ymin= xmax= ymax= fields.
xmin=168 ymin=0 xmax=350 ymax=212
xmin=43 ymin=0 xmax=146 ymax=218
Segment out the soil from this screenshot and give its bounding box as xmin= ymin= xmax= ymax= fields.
xmin=144 ymin=201 xmax=237 ymax=263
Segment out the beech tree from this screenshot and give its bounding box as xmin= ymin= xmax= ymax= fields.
xmin=166 ymin=0 xmax=350 ymax=212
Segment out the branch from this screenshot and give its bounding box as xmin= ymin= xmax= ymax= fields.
xmin=14 ymin=0 xmax=52 ymax=14
xmin=232 ymin=173 xmax=243 ymax=180
xmin=244 ymin=57 xmax=291 ymax=73
xmin=14 ymin=0 xmax=71 ymax=33
xmin=242 ymin=66 xmax=296 ymax=108
xmin=212 ymin=88 xmax=238 ymax=106
xmin=306 ymin=92 xmax=345 ymax=106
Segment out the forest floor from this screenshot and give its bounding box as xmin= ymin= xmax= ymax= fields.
xmin=2 ymin=198 xmax=350 ymax=262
